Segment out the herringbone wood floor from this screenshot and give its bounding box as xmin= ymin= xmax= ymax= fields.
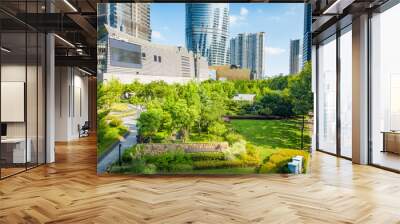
xmin=1 ymin=136 xmax=400 ymax=224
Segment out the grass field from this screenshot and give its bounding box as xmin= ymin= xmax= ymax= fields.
xmin=230 ymin=119 xmax=311 ymax=159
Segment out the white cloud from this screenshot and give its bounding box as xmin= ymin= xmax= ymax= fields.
xmin=230 ymin=7 xmax=249 ymax=26
xmin=229 ymin=15 xmax=239 ymax=25
xmin=152 ymin=30 xmax=164 ymax=40
xmin=240 ymin=7 xmax=249 ymax=16
xmin=265 ymin=47 xmax=286 ymax=56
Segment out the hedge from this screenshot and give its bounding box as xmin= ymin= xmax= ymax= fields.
xmin=193 ymin=160 xmax=259 ymax=170
xmin=258 ymin=149 xmax=309 ymax=174
xmin=188 ymin=152 xmax=226 ymax=161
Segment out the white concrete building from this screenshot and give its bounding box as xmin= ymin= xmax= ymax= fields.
xmin=100 ymin=26 xmax=210 ymax=84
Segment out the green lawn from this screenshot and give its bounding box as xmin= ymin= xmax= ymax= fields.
xmin=229 ymin=119 xmax=311 ymax=152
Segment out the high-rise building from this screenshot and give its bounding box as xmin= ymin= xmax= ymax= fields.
xmin=289 ymin=39 xmax=301 ymax=74
xmin=303 ymin=3 xmax=312 ymax=66
xmin=185 ymin=3 xmax=230 ymax=66
xmin=98 ymin=3 xmax=151 ymax=41
xmin=230 ymin=32 xmax=265 ymax=80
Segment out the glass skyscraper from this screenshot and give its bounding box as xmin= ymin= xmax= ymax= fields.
xmin=185 ymin=3 xmax=230 ymax=66
xmin=289 ymin=39 xmax=301 ymax=74
xmin=303 ymin=3 xmax=312 ymax=66
xmin=98 ymin=3 xmax=151 ymax=41
xmin=230 ymin=32 xmax=266 ymax=80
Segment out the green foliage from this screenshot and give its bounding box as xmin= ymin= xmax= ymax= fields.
xmin=188 ymin=152 xmax=226 ymax=161
xmin=207 ymin=122 xmax=227 ymax=136
xmin=169 ymin=164 xmax=193 ymax=172
xmin=255 ymin=89 xmax=294 ymax=117
xmin=152 ymin=131 xmax=170 ymax=143
xmin=239 ymin=144 xmax=261 ymax=165
xmin=164 ymin=98 xmax=199 ymax=141
xmin=97 ymin=79 xmax=124 ymax=110
xmin=109 ymin=118 xmax=123 ymax=127
xmin=223 ymin=140 xmax=247 ymax=161
xmin=144 ymin=149 xmax=192 ymax=172
xmin=142 ymin=164 xmax=158 ymax=174
xmin=121 ymin=144 xmax=145 ymax=163
xmin=97 ymin=113 xmax=128 ymax=157
xmin=193 ymin=160 xmax=242 ymax=169
xmin=193 ymin=159 xmax=259 ymax=170
xmin=137 ymin=109 xmax=163 ymax=142
xmin=288 ymin=62 xmax=313 ymax=116
xmin=224 ymin=132 xmax=244 ymax=145
xmin=258 ymin=149 xmax=309 ymax=174
xmin=265 ymin=75 xmax=290 ymax=90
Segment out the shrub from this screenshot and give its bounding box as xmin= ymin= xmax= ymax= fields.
xmin=118 ymin=125 xmax=129 ymax=135
xmin=224 ymin=132 xmax=244 ymax=145
xmin=169 ymin=164 xmax=193 ymax=172
xmin=142 ymin=164 xmax=157 ymax=174
xmin=193 ymin=160 xmax=244 ymax=169
xmin=207 ymin=122 xmax=227 ymax=136
xmin=236 ymin=144 xmax=261 ymax=166
xmin=125 ymin=159 xmax=146 ymax=173
xmin=144 ymin=149 xmax=192 ymax=172
xmin=122 ymin=147 xmax=134 ymax=163
xmin=103 ymin=128 xmax=121 ymax=143
xmin=152 ymin=131 xmax=169 ymax=143
xmin=258 ymin=149 xmax=309 ymax=174
xmin=188 ymin=152 xmax=226 ymax=161
xmin=109 ymin=118 xmax=123 ymax=127
xmin=223 ymin=140 xmax=247 ymax=160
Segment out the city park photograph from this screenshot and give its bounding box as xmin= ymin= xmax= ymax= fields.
xmin=97 ymin=3 xmax=313 ymax=175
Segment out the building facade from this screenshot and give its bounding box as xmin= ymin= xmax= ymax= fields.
xmin=98 ymin=3 xmax=151 ymax=41
xmin=102 ymin=26 xmax=209 ymax=84
xmin=289 ymin=39 xmax=301 ymax=74
xmin=230 ymin=32 xmax=265 ymax=80
xmin=185 ymin=3 xmax=230 ymax=66
xmin=303 ymin=3 xmax=312 ymax=66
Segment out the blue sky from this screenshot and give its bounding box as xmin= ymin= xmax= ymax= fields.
xmin=150 ymin=3 xmax=304 ymax=76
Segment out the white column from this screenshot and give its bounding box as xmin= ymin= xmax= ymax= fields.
xmin=352 ymin=14 xmax=369 ymax=164
xmin=311 ymin=45 xmax=317 ymax=154
xmin=46 ymin=33 xmax=55 ymax=163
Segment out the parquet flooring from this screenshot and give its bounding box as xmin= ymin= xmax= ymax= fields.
xmin=1 ymin=135 xmax=400 ymax=223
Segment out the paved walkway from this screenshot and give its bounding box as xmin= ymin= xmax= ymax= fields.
xmin=97 ymin=105 xmax=140 ymax=174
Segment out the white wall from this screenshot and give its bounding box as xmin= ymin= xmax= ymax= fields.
xmin=55 ymin=67 xmax=89 ymax=141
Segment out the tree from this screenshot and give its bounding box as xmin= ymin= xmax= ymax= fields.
xmin=137 ymin=109 xmax=163 ymax=143
xmin=256 ymin=89 xmax=294 ymax=117
xmin=165 ymin=99 xmax=199 ymax=141
xmin=97 ymin=79 xmax=124 ymax=110
xmin=288 ymin=62 xmax=313 ymax=150
xmin=208 ymin=122 xmax=227 ymax=136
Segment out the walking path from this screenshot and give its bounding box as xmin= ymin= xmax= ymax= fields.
xmin=97 ymin=104 xmax=140 ymax=174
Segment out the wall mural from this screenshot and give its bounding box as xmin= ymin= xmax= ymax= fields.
xmin=97 ymin=3 xmax=313 ymax=175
